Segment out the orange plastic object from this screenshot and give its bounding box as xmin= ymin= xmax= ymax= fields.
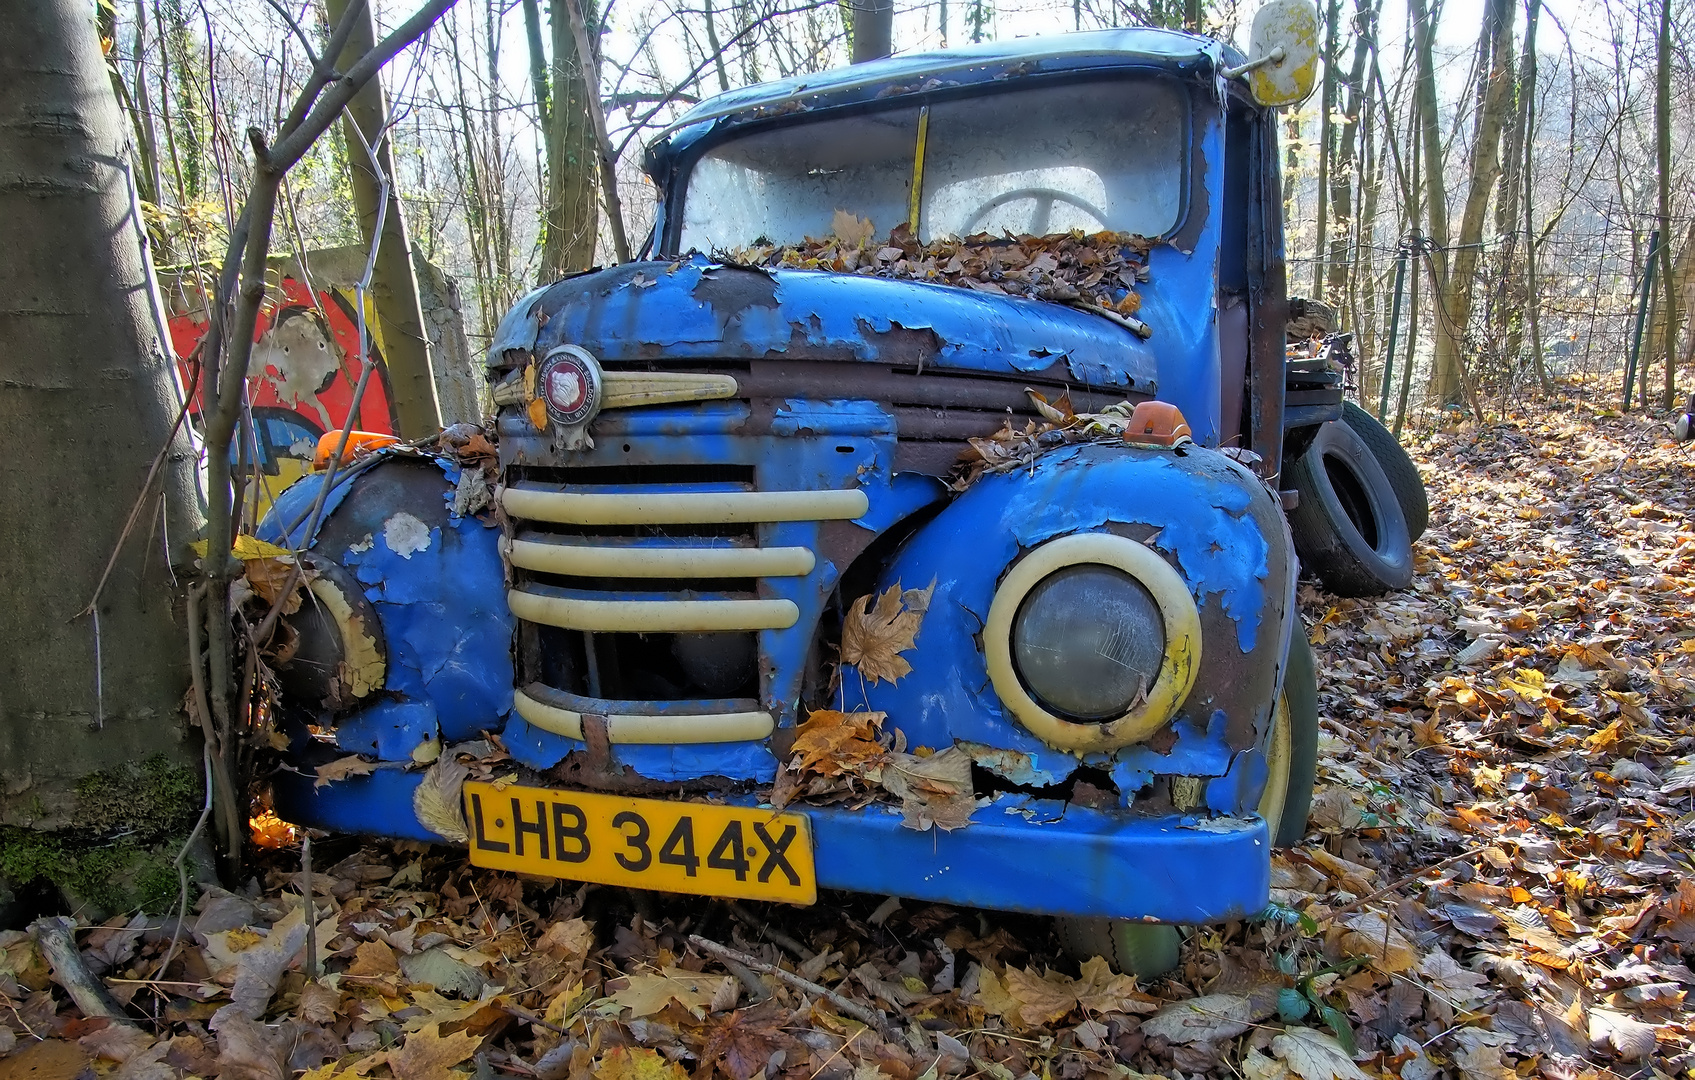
xmin=313 ymin=430 xmax=400 ymax=470
xmin=1122 ymin=401 xmax=1193 ymax=448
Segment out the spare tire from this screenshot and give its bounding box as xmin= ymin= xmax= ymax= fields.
xmin=1340 ymin=401 xmax=1429 ymax=539
xmin=1287 ymin=420 xmax=1414 ymax=596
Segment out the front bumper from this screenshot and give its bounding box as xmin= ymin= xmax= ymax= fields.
xmin=275 ymin=770 xmax=1270 ymax=923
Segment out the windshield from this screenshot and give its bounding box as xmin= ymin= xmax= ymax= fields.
xmin=678 ymin=78 xmax=1188 ymax=252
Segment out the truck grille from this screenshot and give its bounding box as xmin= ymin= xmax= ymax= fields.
xmin=502 ymin=464 xmax=865 ymax=745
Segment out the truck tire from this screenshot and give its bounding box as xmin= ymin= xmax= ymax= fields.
xmin=1287 ymin=420 xmax=1414 ymax=596
xmin=1261 ymin=629 xmax=1318 ymax=848
xmin=1053 ymin=633 xmax=1318 ymax=977
xmin=1340 ymin=401 xmax=1429 ymax=540
xmin=1055 ymin=919 xmax=1182 ymax=979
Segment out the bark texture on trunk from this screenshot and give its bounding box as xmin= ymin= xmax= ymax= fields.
xmin=1421 ymin=0 xmax=1513 ymax=411
xmin=1656 ymin=0 xmax=1677 ymax=408
xmin=327 ymin=0 xmax=442 ymax=439
xmin=0 ymin=0 xmax=200 ymax=827
xmin=542 ymin=0 xmax=601 ymax=278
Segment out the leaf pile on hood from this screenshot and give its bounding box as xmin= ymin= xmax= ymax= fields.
xmin=720 ymin=211 xmax=1152 ymax=316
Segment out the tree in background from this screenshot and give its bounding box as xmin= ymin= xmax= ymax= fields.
xmin=541 ymin=0 xmax=602 ymax=277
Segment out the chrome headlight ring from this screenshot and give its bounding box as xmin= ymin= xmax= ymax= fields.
xmin=984 ymin=533 xmax=1202 ymax=753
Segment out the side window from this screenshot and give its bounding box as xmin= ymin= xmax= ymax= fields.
xmin=1220 ymin=105 xmax=1253 ymax=295
xmin=1218 ymin=103 xmax=1256 ymax=446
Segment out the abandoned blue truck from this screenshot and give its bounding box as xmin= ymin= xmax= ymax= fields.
xmin=266 ymin=9 xmax=1430 ymax=973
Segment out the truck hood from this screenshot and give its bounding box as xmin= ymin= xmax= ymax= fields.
xmin=492 ymin=256 xmax=1161 ymax=396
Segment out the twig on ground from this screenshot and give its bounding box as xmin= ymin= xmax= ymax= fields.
xmin=28 ymin=917 xmax=131 ymax=1024
xmin=500 ymin=1004 xmax=570 ymax=1036
xmin=302 ymin=832 xmax=318 ymax=980
xmin=158 ymin=742 xmax=216 ymax=982
xmin=1327 ymin=845 xmax=1487 ymax=919
xmin=726 ymin=900 xmax=816 ymax=961
xmin=688 ymin=934 xmax=898 ymax=1040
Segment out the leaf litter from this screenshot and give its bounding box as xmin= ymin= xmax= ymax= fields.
xmin=4 ymin=404 xmax=1695 ymax=1080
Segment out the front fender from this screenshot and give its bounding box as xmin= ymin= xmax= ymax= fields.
xmin=841 ymin=441 xmax=1296 ymax=808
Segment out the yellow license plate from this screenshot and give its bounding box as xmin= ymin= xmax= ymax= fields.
xmin=463 ymin=781 xmax=817 ymax=904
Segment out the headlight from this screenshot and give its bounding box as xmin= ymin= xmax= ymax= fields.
xmin=985 ymin=533 xmax=1201 ymax=752
xmin=1012 ymin=565 xmax=1166 ymax=721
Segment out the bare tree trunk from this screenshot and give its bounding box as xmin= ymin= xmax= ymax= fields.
xmin=1657 ymin=0 xmax=1677 ymax=409
xmin=1421 ymin=0 xmax=1512 ymax=414
xmin=1518 ymin=0 xmax=1551 ymax=391
xmin=1327 ymin=0 xmax=1376 ymax=302
xmin=1646 ymin=223 xmax=1695 ymax=380
xmin=1310 ymin=0 xmax=1340 ymax=297
xmin=0 ymin=0 xmax=201 ymax=827
xmin=542 ymin=0 xmax=601 ymax=277
xmin=326 ymin=0 xmax=442 ymax=438
xmin=703 ymin=0 xmax=732 ymax=92
xmin=850 ymin=0 xmax=893 ymax=61
xmin=1491 ymin=0 xmax=1532 ymax=371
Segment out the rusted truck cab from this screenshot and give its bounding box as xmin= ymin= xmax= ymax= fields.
xmin=269 ymin=23 xmax=1325 ymax=956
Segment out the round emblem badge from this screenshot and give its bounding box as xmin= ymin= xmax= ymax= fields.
xmin=536 ymin=345 xmax=603 ymax=427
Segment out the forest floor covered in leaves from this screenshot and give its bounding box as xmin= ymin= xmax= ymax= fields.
xmin=4 ymin=398 xmax=1695 ymax=1080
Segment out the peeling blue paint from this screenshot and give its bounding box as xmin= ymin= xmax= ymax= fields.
xmin=772 ymin=398 xmax=895 ymax=437
xmin=259 ymin=454 xmax=516 ymax=761
xmin=842 ymin=440 xmax=1285 ymax=800
xmin=529 ymin=256 xmax=1170 ymax=407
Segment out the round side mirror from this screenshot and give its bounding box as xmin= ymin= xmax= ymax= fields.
xmin=1232 ymin=0 xmax=1321 ymax=108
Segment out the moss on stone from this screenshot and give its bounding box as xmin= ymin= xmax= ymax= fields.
xmin=0 ymin=754 xmax=202 ymax=915
xmin=0 ymin=828 xmax=184 ymax=914
xmin=70 ymin=755 xmax=201 ymax=841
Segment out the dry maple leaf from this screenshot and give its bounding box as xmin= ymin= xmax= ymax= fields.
xmin=877 ymin=746 xmax=977 ymax=831
xmin=592 ymin=1047 xmax=689 ymax=1080
xmin=1072 ymin=955 xmax=1158 ymax=1014
xmin=841 ymin=578 xmax=935 ymax=685
xmin=536 ymin=917 xmax=595 ymax=961
xmin=601 ymin=968 xmax=737 ymax=1020
xmin=210 ymin=1010 xmax=289 ymax=1080
xmin=976 ymin=960 xmax=1150 ymax=1029
xmin=384 ymin=1023 xmax=483 ymax=1080
xmin=297 ymin=982 xmax=342 ymax=1025
xmin=80 ymin=1024 xmax=155 ymax=1064
xmin=789 ymin=709 xmax=887 ymax=777
xmin=347 ymin=940 xmax=400 ymax=977
xmin=695 ymin=1004 xmax=786 ymax=1080
xmin=314 ymin=755 xmax=377 ymax=788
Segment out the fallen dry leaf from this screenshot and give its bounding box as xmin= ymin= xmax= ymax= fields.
xmin=347 ymin=939 xmax=400 ymax=977
xmin=1270 ymin=1027 xmax=1367 ymax=1080
xmin=412 ymin=758 xmax=470 ymax=843
xmin=601 ymin=968 xmax=737 ymax=1020
xmin=536 ymin=917 xmax=594 ymax=961
xmin=0 ymin=1040 xmax=90 ymax=1080
xmin=1140 ymin=994 xmax=1254 ymax=1045
xmin=876 ymin=746 xmax=977 ymax=831
xmin=592 ymin=1047 xmax=689 ymax=1080
xmin=788 ymin=709 xmax=886 ymax=777
xmin=384 ymin=1023 xmax=483 ymax=1080
xmin=314 ymin=755 xmax=377 ymax=788
xmin=840 ymin=578 xmax=935 ymax=685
